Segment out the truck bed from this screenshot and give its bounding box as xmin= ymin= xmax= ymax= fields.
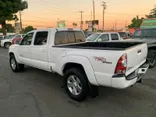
xmin=54 ymin=42 xmax=144 ymax=50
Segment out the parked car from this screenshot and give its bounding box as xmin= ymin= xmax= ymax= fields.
xmin=12 ymin=34 xmax=25 ymax=45
xmin=0 ymin=34 xmax=23 ymax=48
xmin=0 ymin=35 xmax=15 ymax=48
xmin=131 ymin=28 xmax=156 ymax=68
xmin=86 ymin=32 xmax=122 ymax=42
xmin=118 ymin=32 xmax=131 ymax=39
xmin=84 ymin=31 xmax=94 ymax=38
xmin=9 ymin=28 xmax=149 ymax=101
xmin=0 ymin=35 xmax=4 ymax=41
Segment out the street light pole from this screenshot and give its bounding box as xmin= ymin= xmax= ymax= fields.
xmin=19 ymin=11 xmax=22 ymax=33
xmin=101 ymin=1 xmax=107 ymax=31
xmin=79 ymin=11 xmax=84 ymax=30
xmin=93 ymin=0 xmax=95 ymax=32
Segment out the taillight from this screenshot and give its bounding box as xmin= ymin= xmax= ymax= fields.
xmin=12 ymin=40 xmax=14 ymax=44
xmin=115 ymin=54 xmax=127 ymax=75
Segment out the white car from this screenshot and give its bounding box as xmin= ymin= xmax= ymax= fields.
xmin=9 ymin=28 xmax=149 ymax=101
xmin=86 ymin=32 xmax=122 ymax=42
xmin=0 ymin=34 xmax=23 ymax=48
xmin=0 ymin=35 xmax=15 ymax=48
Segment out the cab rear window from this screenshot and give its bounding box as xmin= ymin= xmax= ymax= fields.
xmin=55 ymin=31 xmax=85 ymax=45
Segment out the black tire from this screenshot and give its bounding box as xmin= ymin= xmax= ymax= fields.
xmin=147 ymin=49 xmax=156 ymax=68
xmin=10 ymin=55 xmax=24 ymax=72
xmin=4 ymin=42 xmax=11 ymax=48
xmin=64 ymin=68 xmax=89 ymax=102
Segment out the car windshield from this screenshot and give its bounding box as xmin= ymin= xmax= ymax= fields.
xmin=132 ymin=29 xmax=156 ymax=39
xmin=86 ymin=34 xmax=100 ymax=41
xmin=4 ymin=35 xmax=15 ymax=39
xmin=118 ymin=32 xmax=126 ymax=37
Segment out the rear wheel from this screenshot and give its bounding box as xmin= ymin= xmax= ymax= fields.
xmin=4 ymin=42 xmax=11 ymax=48
xmin=10 ymin=55 xmax=24 ymax=72
xmin=64 ymin=68 xmax=89 ymax=101
xmin=147 ymin=49 xmax=156 ymax=68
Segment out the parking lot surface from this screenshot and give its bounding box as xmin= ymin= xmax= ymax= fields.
xmin=0 ymin=48 xmax=156 ymax=117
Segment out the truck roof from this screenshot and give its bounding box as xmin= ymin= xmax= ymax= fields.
xmin=94 ymin=32 xmax=119 ymax=34
xmin=31 ymin=28 xmax=82 ymax=32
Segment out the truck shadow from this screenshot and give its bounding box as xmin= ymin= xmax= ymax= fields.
xmin=21 ymin=66 xmax=156 ymax=105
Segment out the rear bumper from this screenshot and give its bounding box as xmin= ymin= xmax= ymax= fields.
xmin=95 ymin=62 xmax=149 ymax=89
xmin=111 ymin=63 xmax=149 ymax=89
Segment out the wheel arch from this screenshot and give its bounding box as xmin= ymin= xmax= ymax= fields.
xmin=58 ymin=55 xmax=99 ymax=86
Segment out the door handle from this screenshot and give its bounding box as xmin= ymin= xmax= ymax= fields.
xmin=137 ymin=49 xmax=142 ymax=55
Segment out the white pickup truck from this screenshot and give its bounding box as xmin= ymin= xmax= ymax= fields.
xmin=9 ymin=28 xmax=149 ymax=101
xmin=86 ymin=32 xmax=122 ymax=42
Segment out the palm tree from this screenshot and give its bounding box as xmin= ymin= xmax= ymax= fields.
xmin=146 ymin=6 xmax=156 ymax=18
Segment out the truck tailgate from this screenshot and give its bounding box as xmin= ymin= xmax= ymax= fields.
xmin=126 ymin=43 xmax=148 ymax=76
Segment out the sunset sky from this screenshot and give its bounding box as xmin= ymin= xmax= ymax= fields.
xmin=20 ymin=0 xmax=155 ymax=29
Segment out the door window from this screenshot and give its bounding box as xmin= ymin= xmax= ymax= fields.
xmin=20 ymin=33 xmax=34 ymax=45
xmin=111 ymin=34 xmax=119 ymax=40
xmin=34 ymin=31 xmax=48 ymax=45
xmin=98 ymin=34 xmax=109 ymax=41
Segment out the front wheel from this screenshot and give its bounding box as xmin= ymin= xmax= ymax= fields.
xmin=64 ymin=68 xmax=89 ymax=102
xmin=10 ymin=55 xmax=24 ymax=72
xmin=4 ymin=42 xmax=11 ymax=48
xmin=147 ymin=49 xmax=156 ymax=68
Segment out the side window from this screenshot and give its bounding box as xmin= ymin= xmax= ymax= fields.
xmin=55 ymin=32 xmax=68 ymax=45
xmin=75 ymin=31 xmax=85 ymax=42
xmin=98 ymin=34 xmax=109 ymax=41
xmin=68 ymin=32 xmax=75 ymax=43
xmin=134 ymin=30 xmax=142 ymax=36
xmin=34 ymin=31 xmax=48 ymax=45
xmin=20 ymin=33 xmax=34 ymax=45
xmin=111 ymin=34 xmax=119 ymax=40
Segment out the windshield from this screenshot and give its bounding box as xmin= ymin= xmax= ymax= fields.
xmin=132 ymin=29 xmax=156 ymax=39
xmin=4 ymin=35 xmax=15 ymax=40
xmin=118 ymin=32 xmax=126 ymax=37
xmin=86 ymin=34 xmax=100 ymax=41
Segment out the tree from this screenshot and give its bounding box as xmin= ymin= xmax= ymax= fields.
xmin=0 ymin=23 xmax=14 ymax=33
xmin=128 ymin=16 xmax=144 ymax=28
xmin=0 ymin=0 xmax=28 ymax=35
xmin=72 ymin=22 xmax=77 ymax=28
xmin=23 ymin=26 xmax=36 ymax=33
xmin=6 ymin=24 xmax=14 ymax=32
xmin=146 ymin=6 xmax=156 ymax=18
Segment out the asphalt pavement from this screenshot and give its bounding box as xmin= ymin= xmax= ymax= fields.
xmin=0 ymin=48 xmax=156 ymax=117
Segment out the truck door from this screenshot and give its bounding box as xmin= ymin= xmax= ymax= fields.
xmin=18 ymin=32 xmax=34 ymax=65
xmin=30 ymin=31 xmax=49 ymax=70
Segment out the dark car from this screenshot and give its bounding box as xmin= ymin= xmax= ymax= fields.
xmin=132 ymin=28 xmax=156 ymax=68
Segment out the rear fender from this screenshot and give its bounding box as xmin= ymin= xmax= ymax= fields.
xmin=55 ymin=55 xmax=99 ymax=86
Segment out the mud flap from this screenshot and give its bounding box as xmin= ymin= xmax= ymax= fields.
xmin=88 ymin=83 xmax=99 ymax=98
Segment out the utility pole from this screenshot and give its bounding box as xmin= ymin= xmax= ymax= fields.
xmin=93 ymin=0 xmax=95 ymax=32
xmin=79 ymin=11 xmax=84 ymax=29
xmin=91 ymin=11 xmax=92 ymax=20
xmin=19 ymin=11 xmax=22 ymax=33
xmin=101 ymin=1 xmax=107 ymax=31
